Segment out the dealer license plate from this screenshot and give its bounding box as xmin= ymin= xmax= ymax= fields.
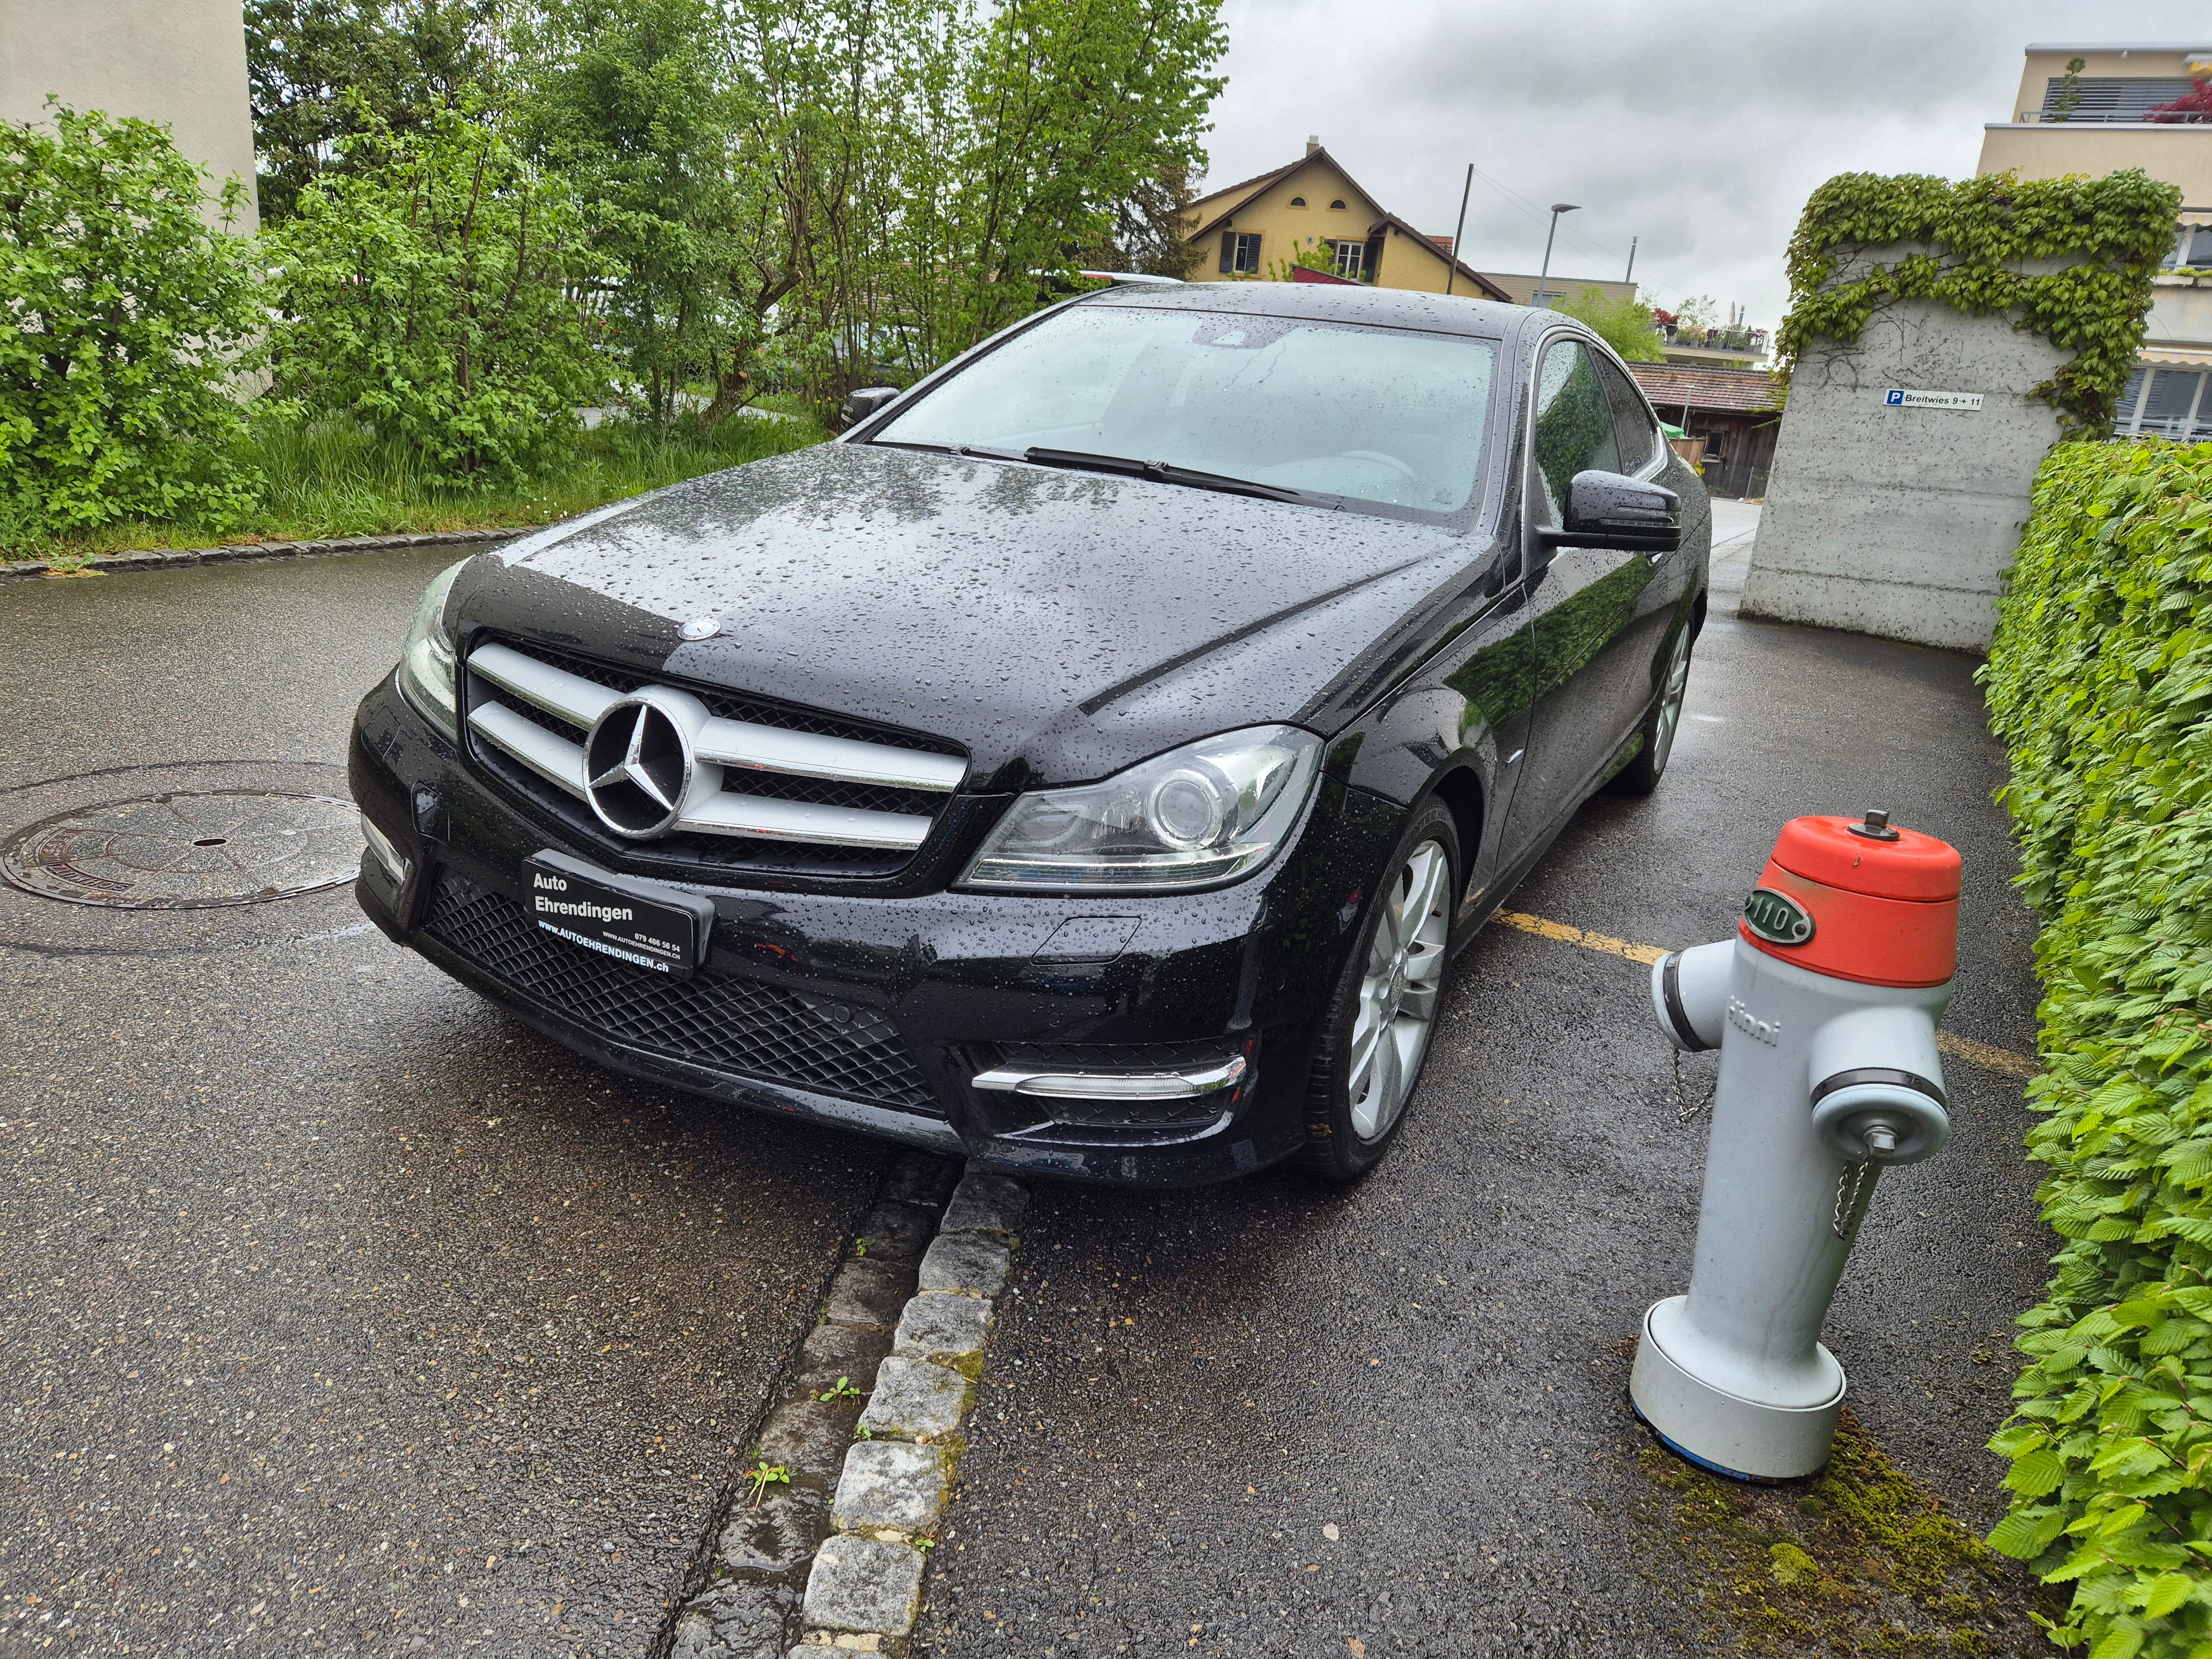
xmin=523 ymin=851 xmax=712 ymax=979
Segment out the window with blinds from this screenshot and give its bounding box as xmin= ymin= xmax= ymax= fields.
xmin=2038 ymin=76 xmax=2198 ymax=122
xmin=2115 ymin=366 xmax=2212 ymax=440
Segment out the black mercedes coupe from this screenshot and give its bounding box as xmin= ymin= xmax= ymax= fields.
xmin=351 ymin=281 xmax=1710 ymax=1185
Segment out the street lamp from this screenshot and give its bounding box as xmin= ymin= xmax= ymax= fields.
xmin=1533 ymin=202 xmax=1579 ymax=309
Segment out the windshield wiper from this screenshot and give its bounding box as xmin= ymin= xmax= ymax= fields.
xmin=1022 ymin=447 xmax=1307 ymax=504
xmin=871 ymin=439 xmax=1031 ymax=463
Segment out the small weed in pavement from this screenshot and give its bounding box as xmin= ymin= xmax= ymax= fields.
xmin=745 ymin=1459 xmax=790 ymax=1506
xmin=1629 ymin=1411 xmax=2059 ymax=1655
xmin=818 ymin=1375 xmax=863 ymax=1402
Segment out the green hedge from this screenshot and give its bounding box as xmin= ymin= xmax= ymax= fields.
xmin=1983 ymin=439 xmax=2212 ymax=1657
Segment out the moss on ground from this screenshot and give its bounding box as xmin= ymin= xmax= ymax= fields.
xmin=1629 ymin=1411 xmax=2062 ymax=1655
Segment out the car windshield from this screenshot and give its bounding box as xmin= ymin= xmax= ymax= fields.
xmin=869 ymin=304 xmax=1499 ymax=515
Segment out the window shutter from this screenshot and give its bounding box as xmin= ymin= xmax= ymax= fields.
xmin=1220 ymin=232 xmax=1234 ymax=274
xmin=1364 ymin=234 xmax=1385 ymax=284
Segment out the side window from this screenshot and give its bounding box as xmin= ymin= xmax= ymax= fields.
xmin=1597 ymin=358 xmax=1659 ymax=473
xmin=1218 ymin=231 xmax=1262 ymax=274
xmin=1530 ymin=339 xmax=1620 ymax=524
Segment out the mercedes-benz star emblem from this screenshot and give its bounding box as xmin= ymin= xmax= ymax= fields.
xmin=583 ymin=697 xmax=694 ymax=837
xmin=678 ymin=617 xmax=720 ymax=641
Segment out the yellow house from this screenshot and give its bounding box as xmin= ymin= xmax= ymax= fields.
xmin=1181 ymin=139 xmax=1511 ymax=301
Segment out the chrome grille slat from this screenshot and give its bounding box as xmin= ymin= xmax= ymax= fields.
xmin=462 ymin=638 xmax=960 ymax=856
xmin=470 ymin=641 xmax=624 ymax=728
xmin=468 ymin=702 xmax=588 ymax=796
xmin=681 ymin=791 xmax=931 ymax=849
xmin=691 ymin=721 xmax=964 ymax=792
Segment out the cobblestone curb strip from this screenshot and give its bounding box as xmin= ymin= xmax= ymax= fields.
xmin=0 ymin=526 xmax=518 ymax=581
xmin=664 ymin=1159 xmax=1027 ymax=1659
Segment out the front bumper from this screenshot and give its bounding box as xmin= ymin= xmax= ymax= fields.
xmin=350 ymin=675 xmax=1401 ymax=1185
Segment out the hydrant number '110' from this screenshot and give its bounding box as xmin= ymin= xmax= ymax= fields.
xmin=1631 ymin=808 xmax=1964 ymax=1482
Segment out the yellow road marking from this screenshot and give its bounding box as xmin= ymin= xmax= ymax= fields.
xmin=1933 ymin=1030 xmax=2040 ymax=1080
xmin=1494 ymin=910 xmax=1668 ymax=966
xmin=1491 ymin=909 xmax=2041 ymax=1081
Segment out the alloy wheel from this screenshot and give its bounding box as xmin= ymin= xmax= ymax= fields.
xmin=1348 ymin=838 xmax=1452 ymax=1140
xmin=1651 ymin=628 xmax=1692 ymax=776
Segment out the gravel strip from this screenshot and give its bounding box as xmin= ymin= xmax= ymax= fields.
xmin=0 ymin=526 xmax=520 ymax=580
xmin=662 ymin=1159 xmax=1027 ymax=1659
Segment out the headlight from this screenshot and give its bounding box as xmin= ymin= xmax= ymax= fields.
xmin=396 ymin=559 xmax=467 ymax=737
xmin=959 ymin=726 xmax=1323 ymax=893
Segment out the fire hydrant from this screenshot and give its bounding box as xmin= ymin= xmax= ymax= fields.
xmin=1631 ymin=810 xmax=1962 ymax=1480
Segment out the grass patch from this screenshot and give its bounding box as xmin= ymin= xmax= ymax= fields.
xmin=2 ymin=411 xmax=826 ymax=562
xmin=1630 ymin=1412 xmax=2060 ymax=1655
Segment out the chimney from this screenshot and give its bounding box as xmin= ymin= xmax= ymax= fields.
xmin=1306 ymin=135 xmax=1321 ymax=156
xmin=1430 ymin=234 xmax=1454 ymax=254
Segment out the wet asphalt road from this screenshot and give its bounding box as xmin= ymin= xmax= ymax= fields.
xmin=0 ymin=551 xmax=897 ymax=1655
xmin=911 ymin=503 xmax=2057 ymax=1657
xmin=1 ymin=506 xmax=2056 ymax=1658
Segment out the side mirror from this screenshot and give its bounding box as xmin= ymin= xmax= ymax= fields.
xmin=841 ymin=385 xmax=902 ymax=428
xmin=1540 ymin=470 xmax=1682 ymax=553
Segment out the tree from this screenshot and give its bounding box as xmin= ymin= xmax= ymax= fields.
xmin=247 ymin=0 xmax=502 ymax=223
xmin=2048 ymin=56 xmax=2087 ymax=122
xmin=1086 ymin=162 xmax=1204 ymax=279
xmin=265 ymin=105 xmax=610 ymax=487
xmin=514 ymin=0 xmax=754 ymax=422
xmin=0 ymin=105 xmax=265 ymax=538
xmin=1556 ymin=285 xmax=1665 ymax=362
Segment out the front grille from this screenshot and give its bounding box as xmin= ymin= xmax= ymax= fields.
xmin=461 ymin=634 xmax=966 ymax=878
xmin=422 ymin=870 xmax=940 ymax=1114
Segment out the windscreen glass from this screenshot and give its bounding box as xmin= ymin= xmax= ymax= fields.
xmin=872 ymin=305 xmax=1499 ymax=514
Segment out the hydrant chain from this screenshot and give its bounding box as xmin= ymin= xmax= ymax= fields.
xmin=1832 ymin=1161 xmax=1876 ymax=1241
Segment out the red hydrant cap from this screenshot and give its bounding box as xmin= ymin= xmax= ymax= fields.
xmin=1767 ymin=816 xmax=1961 ymax=902
xmin=1740 ymin=813 xmax=1961 ymax=988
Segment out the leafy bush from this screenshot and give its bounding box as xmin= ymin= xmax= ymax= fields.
xmin=1555 ymin=285 xmax=1667 ymax=363
xmin=1776 ymin=170 xmax=2178 ymax=435
xmin=1982 ymin=439 xmax=2212 ymax=1657
xmin=265 ymin=105 xmax=609 ymax=489
xmin=0 ymin=104 xmax=265 ymax=539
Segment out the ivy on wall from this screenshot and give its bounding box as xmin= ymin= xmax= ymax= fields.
xmin=1775 ymin=169 xmax=2180 ymax=436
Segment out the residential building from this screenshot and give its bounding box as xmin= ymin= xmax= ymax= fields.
xmin=1977 ymin=41 xmax=2212 ymax=436
xmin=1655 ymin=320 xmax=1769 ymax=371
xmin=1 ymin=0 xmax=259 ymax=231
xmin=1181 ymin=140 xmax=1511 ymax=301
xmin=1479 ymin=272 xmax=1638 ymax=309
xmin=1627 ymin=363 xmax=1783 ymax=499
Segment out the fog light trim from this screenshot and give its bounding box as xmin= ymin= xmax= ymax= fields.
xmin=969 ymin=1053 xmax=1247 ymax=1100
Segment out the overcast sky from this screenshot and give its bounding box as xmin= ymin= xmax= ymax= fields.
xmin=1199 ymin=1 xmax=2209 ymax=327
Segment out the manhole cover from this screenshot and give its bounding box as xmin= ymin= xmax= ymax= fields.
xmin=0 ymin=790 xmax=361 ymax=909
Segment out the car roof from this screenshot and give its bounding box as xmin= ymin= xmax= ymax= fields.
xmin=1079 ymin=280 xmax=1527 ymax=342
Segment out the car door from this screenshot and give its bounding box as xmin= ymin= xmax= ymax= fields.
xmin=1512 ymin=334 xmax=1665 ymax=831
xmin=1592 ymin=349 xmax=1688 ymax=737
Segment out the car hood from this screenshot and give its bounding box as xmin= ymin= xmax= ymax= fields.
xmin=460 ymin=442 xmax=1476 ymax=789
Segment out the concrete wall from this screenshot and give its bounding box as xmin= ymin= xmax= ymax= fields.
xmin=1977 ymin=125 xmax=2212 ymax=207
xmin=1741 ymin=291 xmax=2069 ymax=651
xmin=0 ymin=0 xmax=258 ymax=231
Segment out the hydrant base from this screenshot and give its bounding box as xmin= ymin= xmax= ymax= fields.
xmin=1630 ymin=1299 xmax=1845 ymax=1481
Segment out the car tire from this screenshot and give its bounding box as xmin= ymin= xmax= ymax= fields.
xmin=1612 ymin=620 xmax=1694 ymax=797
xmin=1295 ymin=798 xmax=1460 ymax=1182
